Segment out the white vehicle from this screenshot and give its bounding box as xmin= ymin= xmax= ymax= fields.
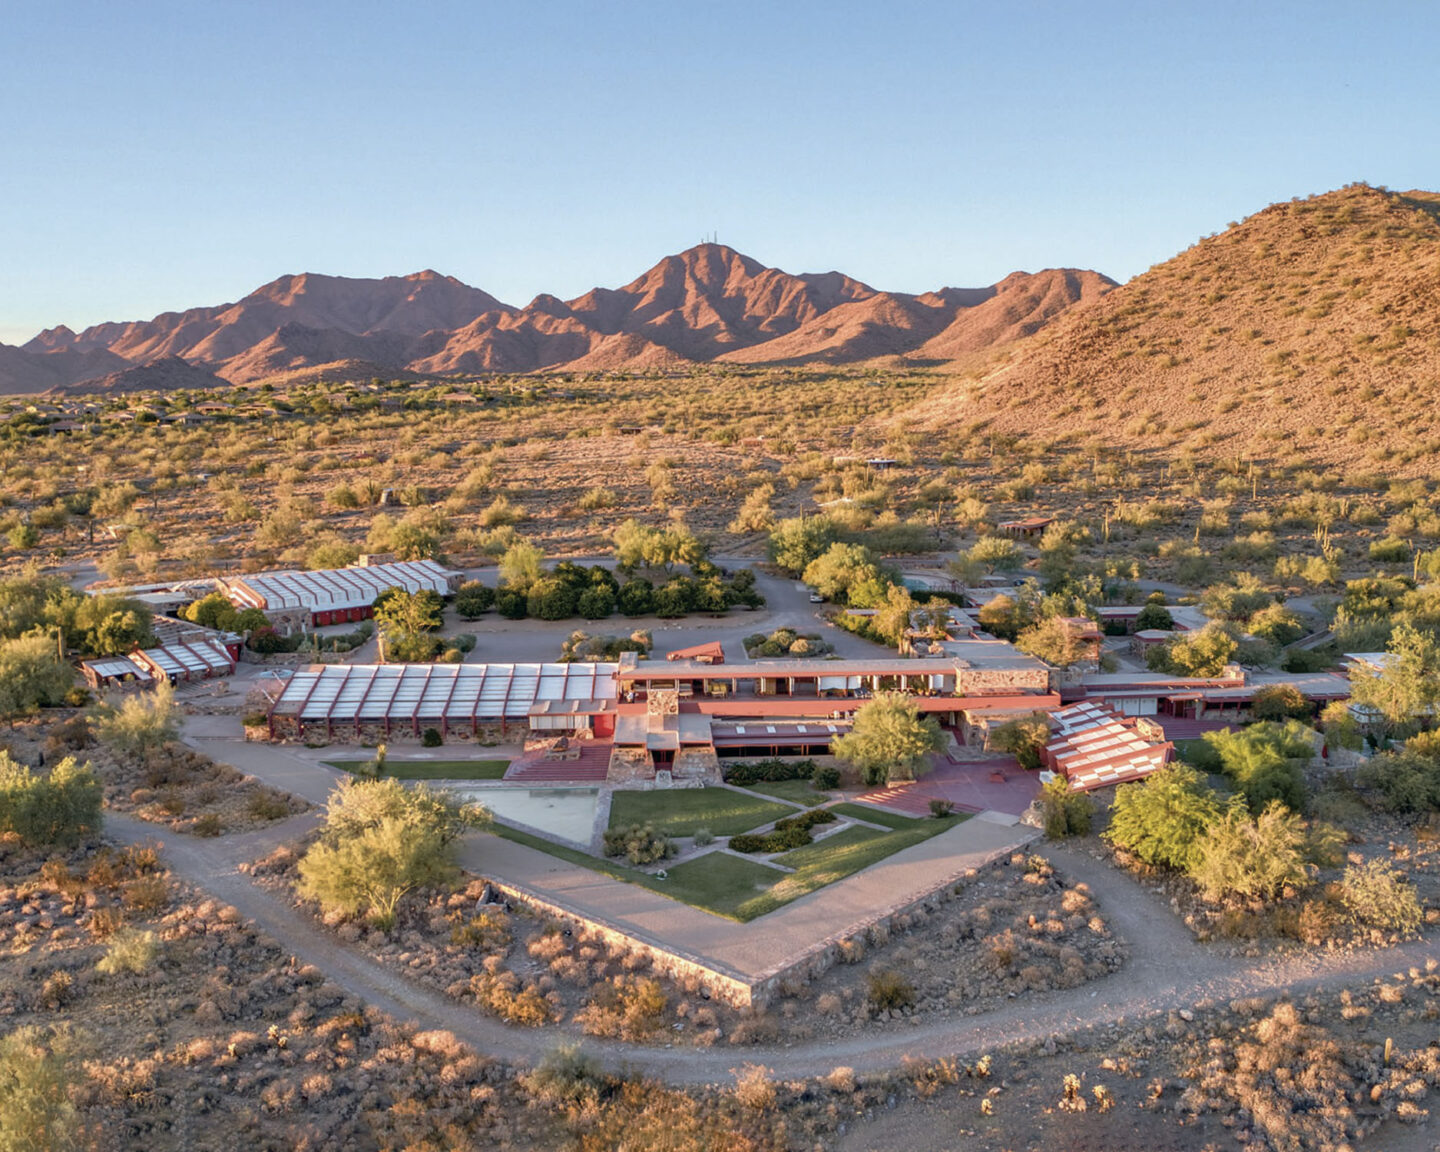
xmin=808 ymin=591 xmax=825 ymax=603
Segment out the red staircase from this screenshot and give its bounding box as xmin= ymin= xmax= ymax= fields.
xmin=503 ymin=741 xmax=613 ymax=783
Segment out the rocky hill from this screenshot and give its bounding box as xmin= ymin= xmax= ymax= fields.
xmin=903 ymin=184 xmax=1440 ymax=469
xmin=2 ymin=246 xmax=1113 ymax=393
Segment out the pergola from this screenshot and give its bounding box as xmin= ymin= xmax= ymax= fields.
xmin=268 ymin=662 xmax=619 ymax=740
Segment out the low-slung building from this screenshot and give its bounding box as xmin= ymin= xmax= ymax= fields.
xmin=266 ymin=662 xmax=620 ymax=741
xmin=1043 ymin=700 xmax=1173 ymax=791
xmin=224 ymin=559 xmax=462 ymax=632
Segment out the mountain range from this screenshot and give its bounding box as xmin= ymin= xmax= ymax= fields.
xmin=904 ymin=184 xmax=1440 ymax=467
xmin=0 ymin=246 xmax=1114 ymax=395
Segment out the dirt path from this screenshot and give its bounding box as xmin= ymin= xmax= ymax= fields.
xmin=106 ymin=810 xmax=1439 ymax=1087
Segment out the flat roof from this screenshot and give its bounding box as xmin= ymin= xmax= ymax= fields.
xmin=228 ymin=559 xmax=458 ymax=613
xmin=625 ymin=657 xmax=965 ymax=680
xmin=270 ymin=661 xmax=619 ymax=723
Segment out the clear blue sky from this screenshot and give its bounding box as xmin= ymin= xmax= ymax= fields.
xmin=3 ymin=0 xmax=1437 ymax=344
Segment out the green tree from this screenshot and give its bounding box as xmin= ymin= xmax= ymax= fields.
xmin=526 ymin=576 xmax=579 ymax=621
xmin=183 ymin=591 xmax=239 ymax=632
xmin=988 ymin=713 xmax=1049 ymax=770
xmin=498 ymin=540 xmax=545 ymax=591
xmin=1201 ymin=720 xmax=1312 ymax=814
xmin=373 ymin=588 xmax=444 ymax=662
xmin=1200 ymin=573 xmax=1273 ymax=622
xmin=0 ymin=1025 xmax=81 ymax=1152
xmin=296 ymin=779 xmax=488 ymax=930
xmin=1190 ymin=801 xmax=1311 ymax=901
xmin=968 ymin=535 xmax=1023 ymax=572
xmin=1348 ymin=621 xmax=1440 ymax=726
xmin=1148 ymin=623 xmax=1237 ymax=677
xmin=767 ymin=515 xmax=838 ymax=577
xmin=0 ymin=634 xmax=74 ymax=725
xmin=74 ymin=594 xmax=155 ymax=656
xmin=1015 ymin=615 xmax=1091 ymax=668
xmin=453 ymin=581 xmax=495 ymax=619
xmin=93 ymin=681 xmax=178 ymax=758
xmin=728 ymin=484 xmax=776 ymax=534
xmin=1251 ymin=683 xmax=1310 ymax=722
xmin=802 ymin=542 xmax=894 ymax=607
xmin=1103 ymin=763 xmax=1222 ymax=870
xmin=617 ymin=578 xmax=655 ymax=616
xmin=1133 ymin=602 xmax=1174 ymax=631
xmin=832 ymin=693 xmax=947 ymax=786
xmin=0 ymin=752 xmax=103 ymax=847
xmin=1040 ymin=775 xmax=1093 ymax=838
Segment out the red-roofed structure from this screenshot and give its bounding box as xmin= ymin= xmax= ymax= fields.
xmin=665 ymin=641 xmax=725 ymax=664
xmin=1043 ymin=700 xmax=1173 ymax=792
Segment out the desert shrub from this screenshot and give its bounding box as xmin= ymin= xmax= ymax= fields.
xmin=729 ymin=825 xmax=814 ymax=853
xmin=297 ymin=779 xmax=487 ymax=929
xmin=988 ymin=714 xmax=1049 ymax=771
xmin=812 ymin=764 xmax=841 ymax=790
xmin=601 ymin=823 xmax=676 ymax=866
xmin=1251 ymin=684 xmax=1311 ymax=722
xmin=191 ymin=813 xmax=223 ymax=837
xmin=0 ymin=752 xmax=103 ymax=847
xmin=96 ymin=928 xmax=159 ymax=975
xmin=692 ymin=827 xmax=714 ymax=846
xmin=733 ymin=1063 xmax=777 ymax=1110
xmin=453 ymin=581 xmax=495 ymax=618
xmin=1202 ymin=721 xmax=1313 ymax=814
xmin=451 ymin=909 xmax=512 ymax=952
xmin=722 ymin=757 xmax=816 ymax=786
xmin=1335 ymin=859 xmax=1423 ymax=934
xmin=929 ymin=798 xmax=956 ymax=818
xmin=1040 ymin=775 xmax=1093 ymax=838
xmin=773 ymin=807 xmax=836 ymax=833
xmin=575 ymin=976 xmax=668 ymax=1039
xmin=0 ymin=1025 xmax=81 ymax=1151
xmin=43 ymin=714 xmax=91 ymax=756
xmin=471 ymin=969 xmax=554 ymax=1025
xmin=421 ymin=727 xmax=443 ymax=748
xmin=1357 ymin=734 xmax=1440 ymax=812
xmin=1190 ymin=801 xmax=1311 ymax=901
xmin=866 ymin=969 xmax=917 ymax=1012
xmin=1104 ymin=763 xmax=1222 ymax=870
xmin=246 ymin=790 xmax=293 ymax=821
xmin=520 ymin=1042 xmax=606 ymax=1107
xmin=92 ymin=681 xmax=178 ymax=759
xmin=121 ymin=873 xmax=169 ymax=913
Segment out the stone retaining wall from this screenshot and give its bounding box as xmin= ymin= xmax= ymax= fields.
xmin=490 ymin=823 xmax=1036 ymax=1010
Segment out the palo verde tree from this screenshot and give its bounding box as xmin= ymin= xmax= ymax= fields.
xmin=831 ymin=692 xmax=947 ymax=786
xmin=373 ymin=587 xmax=444 ymax=663
xmin=297 ymin=778 xmax=489 ymax=931
xmin=0 ymin=751 xmax=103 ymax=847
xmin=0 ymin=633 xmax=74 ymax=725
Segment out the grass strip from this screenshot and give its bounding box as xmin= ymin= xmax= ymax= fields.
xmin=608 ymin=788 xmax=794 ymax=837
xmin=325 ymin=759 xmax=509 ymax=780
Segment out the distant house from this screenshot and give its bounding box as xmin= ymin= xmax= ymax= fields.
xmin=223 ymin=558 xmax=463 ymax=632
xmin=997 ymin=515 xmax=1055 ymax=539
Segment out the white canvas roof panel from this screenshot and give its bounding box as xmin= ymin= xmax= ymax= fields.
xmin=228 ymin=559 xmax=458 ymax=613
xmin=270 ymin=662 xmax=620 ymax=725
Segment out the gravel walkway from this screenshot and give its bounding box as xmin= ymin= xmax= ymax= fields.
xmin=105 ymin=809 xmax=1440 ymax=1085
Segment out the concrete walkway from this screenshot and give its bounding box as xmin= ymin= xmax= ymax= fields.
xmin=464 ymin=816 xmax=1035 ymax=981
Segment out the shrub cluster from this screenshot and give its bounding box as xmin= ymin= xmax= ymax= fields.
xmin=743 ymin=627 xmax=833 ymax=658
xmin=728 ymin=811 xmax=833 ymax=854
xmin=0 ymin=752 xmax=103 ymax=847
xmin=722 ymin=758 xmax=816 ymax=786
xmin=773 ymin=807 xmax=836 ymax=833
xmin=601 ymin=823 xmax=676 ymax=866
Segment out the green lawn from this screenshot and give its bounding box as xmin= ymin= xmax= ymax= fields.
xmin=830 ymin=802 xmax=924 ymax=830
xmin=495 ymin=803 xmax=969 ymax=923
xmin=654 ymin=853 xmax=789 ymax=919
xmin=734 ymin=814 xmax=967 ymax=920
xmin=742 ymin=779 xmax=831 ymax=805
xmin=608 ymin=788 xmax=792 ymax=838
xmin=325 ymin=758 xmax=509 ymax=780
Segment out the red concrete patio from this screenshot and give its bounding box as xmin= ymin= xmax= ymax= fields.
xmin=853 ymin=755 xmax=1039 ymax=818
